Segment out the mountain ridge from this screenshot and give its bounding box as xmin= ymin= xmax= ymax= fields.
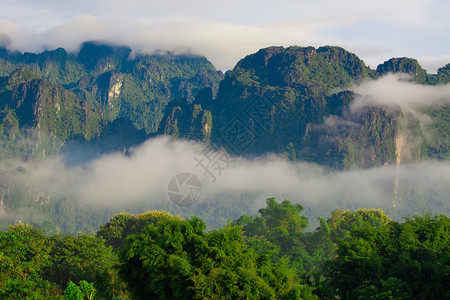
xmin=0 ymin=42 xmax=448 ymax=169
xmin=0 ymin=42 xmax=449 ymax=233
xmin=0 ymin=41 xmax=224 ymax=133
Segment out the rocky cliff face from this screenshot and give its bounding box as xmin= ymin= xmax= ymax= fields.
xmin=6 ymin=69 xmax=102 ymax=140
xmin=200 ymin=46 xmax=449 ymax=168
xmin=208 ymin=46 xmax=369 ymax=161
xmin=0 ymin=41 xmax=224 ymax=133
xmin=0 ymin=43 xmax=448 ymax=169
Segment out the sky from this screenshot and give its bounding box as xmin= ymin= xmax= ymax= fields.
xmin=0 ymin=0 xmax=449 ymax=71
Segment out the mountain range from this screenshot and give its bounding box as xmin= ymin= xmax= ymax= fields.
xmin=1 ymin=42 xmax=448 ymax=167
xmin=0 ymin=41 xmax=448 ymax=232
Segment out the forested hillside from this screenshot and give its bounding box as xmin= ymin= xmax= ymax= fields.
xmin=0 ymin=199 xmax=448 ymax=299
xmin=191 ymin=46 xmax=448 ymax=168
xmin=0 ymin=41 xmax=223 ymax=134
xmin=1 ymin=42 xmax=448 ymax=168
xmin=0 ymin=42 xmax=448 ymax=237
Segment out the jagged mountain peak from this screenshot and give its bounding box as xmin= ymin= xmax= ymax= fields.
xmin=77 ymin=41 xmax=132 ymax=72
xmin=5 ymin=67 xmax=39 ymax=88
xmin=226 ymin=45 xmax=369 ymax=92
xmin=0 ymin=43 xmax=448 ymax=169
xmin=377 ymin=57 xmax=427 ymax=81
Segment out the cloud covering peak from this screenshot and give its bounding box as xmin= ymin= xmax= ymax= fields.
xmin=0 ymin=0 xmax=449 ymax=71
xmin=350 ymin=74 xmax=450 ymax=114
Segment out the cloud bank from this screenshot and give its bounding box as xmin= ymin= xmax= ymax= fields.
xmin=1 ymin=75 xmax=446 ymax=219
xmin=0 ymin=15 xmax=321 ymax=71
xmin=350 ymin=74 xmax=450 ymax=115
xmin=7 ymin=136 xmax=447 ymax=219
xmin=0 ymin=0 xmax=449 ymax=71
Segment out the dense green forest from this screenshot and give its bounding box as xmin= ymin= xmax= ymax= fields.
xmin=0 ymin=198 xmax=448 ymax=299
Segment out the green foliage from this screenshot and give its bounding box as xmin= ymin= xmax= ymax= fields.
xmin=79 ymin=280 xmax=96 ymax=300
xmin=234 ymin=198 xmax=314 ymax=272
xmin=377 ymin=57 xmax=428 ymax=83
xmin=64 ymin=280 xmax=97 ymax=300
xmin=235 ymin=201 xmax=450 ymax=299
xmin=235 ymin=198 xmax=308 ymax=238
xmin=0 ymin=202 xmax=448 ymax=299
xmin=0 ymin=68 xmax=105 ymax=159
xmin=119 ymin=216 xmax=317 ymax=299
xmin=94 ymin=265 xmax=128 ymax=300
xmin=336 ymin=107 xmax=402 ymax=168
xmin=0 ymin=43 xmax=448 ymax=170
xmin=96 ymin=210 xmax=182 ymax=250
xmin=328 ymin=208 xmax=391 ymax=232
xmin=47 ymin=234 xmax=117 ymax=290
xmin=0 ymin=45 xmax=448 ymax=300
xmin=64 ymin=281 xmax=84 ymax=300
xmin=434 ymin=63 xmax=450 ymax=84
xmin=425 ymin=105 xmax=450 ymax=159
xmin=324 ymin=214 xmax=450 ymax=299
xmin=259 ymin=198 xmax=308 ymax=235
xmin=95 ymin=213 xmax=135 ymax=250
xmin=0 ymin=224 xmax=52 ymax=299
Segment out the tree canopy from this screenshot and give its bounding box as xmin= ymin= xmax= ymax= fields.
xmin=0 ymin=199 xmax=448 ymax=299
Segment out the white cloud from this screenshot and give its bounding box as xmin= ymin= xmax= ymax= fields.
xmin=0 ymin=15 xmax=323 ymax=70
xmin=350 ymin=74 xmax=450 ymax=115
xmin=8 ymin=136 xmax=448 ymax=215
xmin=0 ymin=0 xmax=448 ymax=71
